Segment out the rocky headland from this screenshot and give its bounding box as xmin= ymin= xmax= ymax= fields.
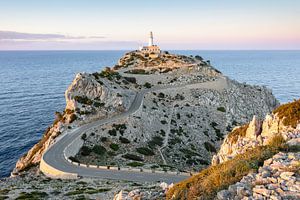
xmin=1 ymin=50 xmax=292 ymax=200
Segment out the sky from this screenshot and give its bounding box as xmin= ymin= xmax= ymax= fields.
xmin=0 ymin=0 xmax=299 ymax=50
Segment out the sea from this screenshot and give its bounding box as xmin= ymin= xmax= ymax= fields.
xmin=0 ymin=50 xmax=299 ymax=178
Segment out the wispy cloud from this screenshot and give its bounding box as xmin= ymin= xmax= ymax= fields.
xmin=0 ymin=31 xmax=106 ymax=41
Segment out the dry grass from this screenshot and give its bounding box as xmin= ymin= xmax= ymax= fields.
xmin=227 ymin=124 xmax=249 ymax=143
xmin=273 ymin=99 xmax=300 ymax=128
xmin=166 ymin=135 xmax=285 ymax=200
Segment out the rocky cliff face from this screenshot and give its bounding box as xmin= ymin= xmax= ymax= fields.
xmin=213 ymin=100 xmax=300 ymax=199
xmin=64 ymin=72 xmax=135 ymax=122
xmin=15 ymin=52 xmax=279 ymax=174
xmin=14 ymin=121 xmax=65 ymax=173
xmin=166 ymin=99 xmax=300 ymax=200
xmin=14 ymin=71 xmax=135 ymax=174
xmin=71 ymin=54 xmax=278 ymax=172
xmin=212 ymin=111 xmax=298 ymax=166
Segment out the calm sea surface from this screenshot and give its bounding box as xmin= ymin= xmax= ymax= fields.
xmin=0 ymin=50 xmax=299 ymax=177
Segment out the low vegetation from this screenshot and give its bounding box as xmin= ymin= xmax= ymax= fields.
xmin=273 ymin=99 xmax=300 ymax=128
xmin=217 ymin=107 xmax=226 ymax=112
xmin=92 ymin=145 xmax=107 ymax=155
xmin=99 ymin=68 xmax=121 ymax=80
xmin=125 ymin=69 xmax=149 ymax=74
xmin=122 ymin=153 xmax=144 ymax=161
xmin=119 ymin=136 xmax=130 ymax=144
xmin=204 ymin=142 xmax=217 ymax=153
xmin=74 ymin=95 xmax=93 ymax=105
xmin=16 ymin=191 xmax=48 ymax=200
xmin=65 ymin=188 xmax=111 ymax=196
xmin=127 ymin=162 xmax=145 ymax=167
xmin=166 ymin=135 xmax=286 ymax=200
xmin=109 ymin=143 xmax=119 ymax=151
xmin=227 ymin=124 xmax=249 ymax=143
xmin=147 ymin=136 xmax=164 ymax=148
xmin=69 ymin=156 xmax=80 ymax=163
xmin=80 ymin=146 xmax=91 ymax=156
xmin=136 ymin=147 xmax=155 ymax=156
xmin=144 ymin=82 xmax=152 ymax=88
xmin=210 ymin=122 xmax=223 ymax=140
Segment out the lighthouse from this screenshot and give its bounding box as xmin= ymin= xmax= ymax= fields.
xmin=149 ymin=31 xmax=154 ymax=46
xmin=140 ymin=31 xmax=161 ymax=54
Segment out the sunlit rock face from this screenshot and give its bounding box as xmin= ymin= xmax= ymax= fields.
xmin=212 ymin=105 xmax=300 ymax=166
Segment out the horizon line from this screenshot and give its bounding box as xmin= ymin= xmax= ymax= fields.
xmin=0 ymin=49 xmax=299 ymax=51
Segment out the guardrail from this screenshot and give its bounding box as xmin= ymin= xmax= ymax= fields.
xmin=65 ymin=156 xmax=193 ymax=177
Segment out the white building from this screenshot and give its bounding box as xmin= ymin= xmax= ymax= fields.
xmin=139 ymin=32 xmax=161 ymax=54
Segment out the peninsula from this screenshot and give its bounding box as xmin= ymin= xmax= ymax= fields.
xmin=0 ymin=33 xmax=298 ymax=200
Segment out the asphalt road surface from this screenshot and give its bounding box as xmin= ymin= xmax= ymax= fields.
xmin=42 ymin=77 xmax=227 ymax=183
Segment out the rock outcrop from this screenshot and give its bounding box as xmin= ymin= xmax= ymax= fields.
xmin=65 ymin=72 xmax=135 ymax=122
xmin=13 ymin=70 xmax=136 ymax=174
xmin=212 ymin=110 xmax=299 ymax=165
xmin=217 ymin=151 xmax=300 ymax=200
xmin=14 ymin=121 xmax=65 ymax=173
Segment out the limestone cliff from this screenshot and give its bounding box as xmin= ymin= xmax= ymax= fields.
xmin=72 ymin=53 xmax=278 ymax=172
xmin=14 ymin=121 xmax=65 ymax=173
xmin=13 ymin=51 xmax=278 ymax=175
xmin=166 ymin=100 xmax=300 ymax=200
xmin=215 ymin=100 xmax=300 ymax=200
xmin=14 ymin=71 xmax=135 ymax=174
xmin=212 ymin=106 xmax=299 ymax=165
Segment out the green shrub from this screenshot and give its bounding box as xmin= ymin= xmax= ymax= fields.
xmin=122 ymin=154 xmax=144 ymax=161
xmin=204 ymin=142 xmax=217 ymax=153
xmin=65 ymin=188 xmax=111 ymax=196
xmin=136 ymin=147 xmax=155 ymax=156
xmin=159 ymin=129 xmax=166 ymax=136
xmin=169 ymin=137 xmax=182 ymax=145
xmin=119 ymin=136 xmax=130 ymax=144
xmin=179 ymin=148 xmax=200 ymax=158
xmin=69 ymin=156 xmax=79 ymax=163
xmin=108 ymin=129 xmax=117 ymax=136
xmin=92 ymin=145 xmax=106 ymax=155
xmin=74 ymin=96 xmax=93 ymax=105
xmin=144 ymin=82 xmax=152 ymax=88
xmin=80 ymin=146 xmax=91 ymax=156
xmin=124 ymin=76 xmax=137 ymax=84
xmin=93 ymin=102 xmax=105 ymax=107
xmin=16 ymin=191 xmax=48 ymax=200
xmin=100 ymin=137 xmax=107 ymax=142
xmin=158 ymin=92 xmax=165 ymax=98
xmin=127 ymin=162 xmax=145 ymax=167
xmin=147 ymin=136 xmax=164 ymax=148
xmin=217 ymin=107 xmax=226 ymax=112
xmin=161 ymin=120 xmax=167 ymax=124
xmin=99 ymin=68 xmax=121 ymax=80
xmin=110 ymin=143 xmax=119 ymax=151
xmin=211 ymin=122 xmax=223 ymax=140
xmin=125 ymin=69 xmax=149 ymax=74
xmin=81 ymin=133 xmax=87 ymax=140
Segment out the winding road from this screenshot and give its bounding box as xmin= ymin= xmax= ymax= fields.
xmin=41 ymin=76 xmax=228 ymax=183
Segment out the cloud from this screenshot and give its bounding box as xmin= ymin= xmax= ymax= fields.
xmin=0 ymin=39 xmax=139 ymax=50
xmin=0 ymin=31 xmax=106 ymax=41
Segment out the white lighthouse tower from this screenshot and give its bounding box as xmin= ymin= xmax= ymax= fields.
xmin=139 ymin=31 xmax=161 ymax=54
xmin=149 ymin=31 xmax=154 ymax=46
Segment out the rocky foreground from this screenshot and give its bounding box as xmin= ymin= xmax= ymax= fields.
xmin=167 ymin=100 xmax=300 ymax=200
xmin=1 ymin=51 xmax=288 ymax=199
